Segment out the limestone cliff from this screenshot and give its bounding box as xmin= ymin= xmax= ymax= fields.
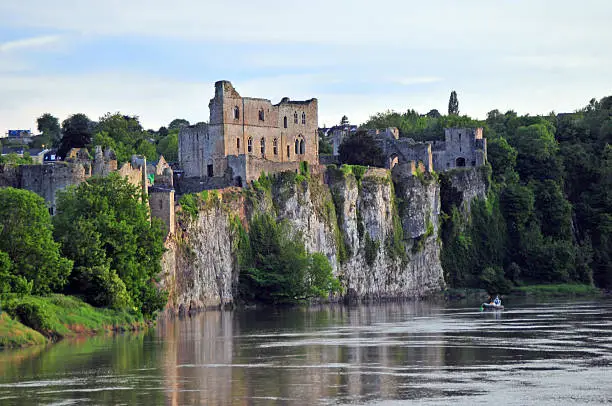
xmin=161 ymin=167 xmax=486 ymax=313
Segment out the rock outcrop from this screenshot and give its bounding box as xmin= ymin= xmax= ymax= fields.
xmin=161 ymin=166 xmax=487 ymax=314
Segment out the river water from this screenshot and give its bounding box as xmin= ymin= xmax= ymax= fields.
xmin=1 ymin=298 xmax=611 ymax=405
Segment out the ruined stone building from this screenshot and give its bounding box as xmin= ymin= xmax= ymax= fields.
xmin=331 ymin=126 xmax=487 ymax=174
xmin=179 ymin=81 xmax=319 ymax=186
xmin=0 ymin=146 xmax=176 ymax=235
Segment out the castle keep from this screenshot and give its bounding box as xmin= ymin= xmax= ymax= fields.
xmin=179 ymin=81 xmax=319 ymax=185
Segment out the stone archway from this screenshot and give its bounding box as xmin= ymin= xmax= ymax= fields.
xmin=455 ymin=157 xmax=466 ymax=167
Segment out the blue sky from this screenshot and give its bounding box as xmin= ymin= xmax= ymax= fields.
xmin=0 ymin=0 xmax=611 ymax=132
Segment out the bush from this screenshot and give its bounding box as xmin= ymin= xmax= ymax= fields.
xmin=238 ymin=213 xmax=341 ymax=304
xmin=70 ymin=265 xmax=131 ymax=309
xmin=5 ymin=299 xmax=59 ymax=337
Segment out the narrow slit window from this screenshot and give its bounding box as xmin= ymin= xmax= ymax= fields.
xmin=294 ymin=111 xmax=298 ymax=124
xmin=273 ymin=138 xmax=278 ymax=155
xmin=247 ymin=137 xmax=252 ymax=153
xmin=233 ymin=106 xmax=240 ymax=120
xmin=260 ymin=137 xmax=265 ymax=154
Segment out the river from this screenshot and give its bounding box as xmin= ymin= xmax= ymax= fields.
xmin=1 ymin=298 xmax=611 ymax=405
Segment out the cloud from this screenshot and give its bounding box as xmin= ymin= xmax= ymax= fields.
xmin=394 ymin=77 xmax=443 ymax=86
xmin=0 ymin=35 xmax=62 ymax=53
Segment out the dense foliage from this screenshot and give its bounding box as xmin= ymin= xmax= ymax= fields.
xmin=238 ymin=213 xmax=341 ymax=304
xmin=0 ymin=188 xmax=72 ymax=295
xmin=361 ymin=109 xmax=481 ymax=141
xmin=58 ymin=113 xmax=94 ymax=158
xmin=338 ymin=130 xmax=385 ymax=166
xmin=364 ymin=95 xmax=612 ymax=291
xmin=53 ymin=174 xmax=167 ymax=316
xmin=37 ymin=113 xmax=62 ymax=148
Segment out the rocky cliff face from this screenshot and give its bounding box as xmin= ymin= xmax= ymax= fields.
xmin=161 ymin=167 xmax=486 ymax=313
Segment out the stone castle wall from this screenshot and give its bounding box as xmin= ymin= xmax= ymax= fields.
xmin=180 ymin=81 xmax=319 ymax=184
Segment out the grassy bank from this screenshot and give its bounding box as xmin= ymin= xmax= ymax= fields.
xmin=511 ymin=284 xmax=602 ymax=297
xmin=0 ymin=294 xmax=145 ymax=348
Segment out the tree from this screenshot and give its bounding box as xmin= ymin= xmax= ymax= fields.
xmin=58 ymin=113 xmax=93 ymax=158
xmin=340 ymin=115 xmax=349 ymax=126
xmin=338 ymin=130 xmax=385 ymax=167
xmin=157 ymin=131 xmax=179 ymax=162
xmin=426 ymin=109 xmax=442 ymax=118
xmin=92 ymin=113 xmax=151 ymax=163
xmin=168 ymin=119 xmax=190 ymax=131
xmin=53 ymin=174 xmax=167 ymax=316
xmin=239 ymin=214 xmax=340 ymax=304
xmin=36 ymin=113 xmax=62 ymax=147
xmin=0 ymin=188 xmax=72 ymax=294
xmin=448 ymin=90 xmax=459 ymax=115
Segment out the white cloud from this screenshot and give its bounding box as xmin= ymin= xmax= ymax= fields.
xmin=0 ymin=35 xmax=62 ymax=53
xmin=394 ymin=77 xmax=443 ymax=86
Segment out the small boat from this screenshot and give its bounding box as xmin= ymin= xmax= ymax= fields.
xmin=481 ymin=303 xmax=504 ymax=311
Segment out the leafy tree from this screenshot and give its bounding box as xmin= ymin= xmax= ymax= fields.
xmin=92 ymin=113 xmax=157 ymax=162
xmin=318 ymin=138 xmax=333 ymax=155
xmin=426 ymin=109 xmax=442 ymax=118
xmin=239 ymin=214 xmax=340 ymax=304
xmin=340 ymin=115 xmax=349 ymax=126
xmin=168 ymin=119 xmax=190 ymax=131
xmin=487 ymin=136 xmax=517 ymax=183
xmin=0 ymin=188 xmax=72 ymax=294
xmin=53 ymin=174 xmax=167 ymax=316
xmin=448 ymin=90 xmax=459 ymax=115
xmin=339 ymin=130 xmax=385 ymax=167
xmin=58 ymin=113 xmax=93 ymax=158
xmin=36 ymin=113 xmax=61 ymax=147
xmin=157 ymin=130 xmax=178 ymax=162
xmin=0 ymin=153 xmax=33 ymax=166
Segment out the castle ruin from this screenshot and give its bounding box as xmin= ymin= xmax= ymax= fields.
xmin=332 ymin=126 xmax=487 ymax=173
xmin=179 ymin=81 xmax=319 ymax=186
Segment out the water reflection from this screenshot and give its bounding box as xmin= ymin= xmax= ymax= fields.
xmin=1 ymin=299 xmax=611 ymax=405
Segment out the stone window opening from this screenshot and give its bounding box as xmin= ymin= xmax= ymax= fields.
xmin=248 ymin=137 xmax=252 ymax=153
xmin=301 ymin=112 xmax=306 ymax=124
xmin=260 ymin=137 xmax=265 ymax=155
xmin=159 ymin=199 xmax=163 ymax=210
xmin=259 ymin=109 xmax=265 ymax=122
xmin=456 ymin=157 xmax=466 ymax=167
xmin=295 ymin=139 xmax=299 ymax=154
xmin=236 ymin=137 xmax=240 ymax=151
xmin=472 ymin=160 xmax=476 ymax=166
xmin=294 ymin=111 xmax=298 ymax=124
xmin=300 ymin=139 xmax=305 ymax=155
xmin=283 ymin=116 xmax=288 ymax=128
xmin=233 ymin=106 xmax=240 ymax=120
xmin=207 ymin=164 xmax=214 ymax=177
xmin=287 ymin=145 xmax=290 ymax=158
xmin=273 ymin=138 xmax=278 ymax=155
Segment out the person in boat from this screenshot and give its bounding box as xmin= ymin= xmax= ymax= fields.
xmin=493 ymin=295 xmax=501 ymax=306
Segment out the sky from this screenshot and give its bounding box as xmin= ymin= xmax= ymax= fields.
xmin=0 ymin=0 xmax=611 ymax=132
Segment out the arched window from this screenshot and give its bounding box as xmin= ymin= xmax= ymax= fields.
xmin=233 ymin=106 xmax=240 ymax=120
xmin=283 ymin=116 xmax=287 ymax=128
xmin=300 ymin=139 xmax=305 ymax=155
xmin=260 ymin=137 xmax=265 ymax=154
xmin=295 ymin=139 xmax=299 ymax=154
xmin=247 ymin=137 xmax=252 ymax=153
xmin=301 ymin=112 xmax=306 ymax=124
xmin=294 ymin=111 xmax=298 ymax=124
xmin=258 ymin=109 xmax=265 ymax=121
xmin=273 ymin=138 xmax=278 ymax=155
xmin=236 ymin=138 xmax=240 ymax=151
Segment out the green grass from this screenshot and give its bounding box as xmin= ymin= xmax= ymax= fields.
xmin=512 ymin=284 xmax=601 ymax=297
xmin=0 ymin=312 xmax=47 ymax=348
xmin=0 ymin=294 xmax=145 ymax=347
